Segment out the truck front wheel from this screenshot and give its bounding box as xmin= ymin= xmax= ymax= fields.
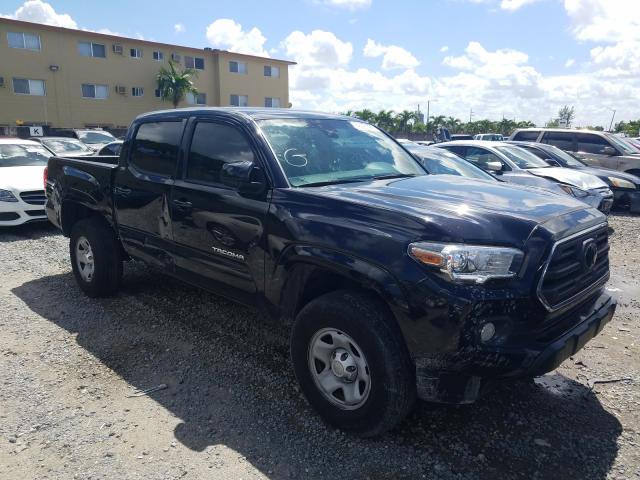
xmin=290 ymin=290 xmax=416 ymax=437
xmin=70 ymin=217 xmax=122 ymax=297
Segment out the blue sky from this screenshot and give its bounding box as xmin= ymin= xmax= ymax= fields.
xmin=2 ymin=0 xmax=638 ymax=126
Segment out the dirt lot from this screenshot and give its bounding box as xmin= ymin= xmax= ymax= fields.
xmin=0 ymin=214 xmax=638 ymax=480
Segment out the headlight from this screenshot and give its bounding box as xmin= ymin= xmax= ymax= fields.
xmin=558 ymin=184 xmax=589 ymax=198
xmin=608 ymin=177 xmax=635 ymax=189
xmin=408 ymin=242 xmax=524 ymax=283
xmin=0 ymin=189 xmax=18 ymax=202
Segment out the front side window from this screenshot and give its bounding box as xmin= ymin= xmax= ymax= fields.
xmin=13 ymin=78 xmax=45 ymax=96
xmin=541 ymin=131 xmax=574 ymax=151
xmin=523 ymin=145 xmax=585 ymax=167
xmin=494 ymin=146 xmax=550 ymax=169
xmin=0 ymin=144 xmax=50 ymax=167
xmin=464 ymin=146 xmax=504 ymax=169
xmin=258 ymin=118 xmax=425 ymax=187
xmin=78 ymin=41 xmax=106 ymax=58
xmin=187 ymin=122 xmax=255 ymax=185
xmin=81 ymin=84 xmax=108 ymax=99
xmin=576 ymin=133 xmax=612 ymax=155
xmin=8 ymin=31 xmax=41 ymax=50
xmin=603 ymin=133 xmax=638 ymax=155
xmin=264 ymin=97 xmax=280 ymax=108
xmin=230 ymin=94 xmax=248 ymax=107
xmin=130 ymin=121 xmax=184 ymax=176
xmin=130 ymin=48 xmax=143 ymax=58
xmin=131 ymin=87 xmax=144 ymax=97
xmin=264 ymin=65 xmax=280 ymax=77
xmin=229 ymin=61 xmax=247 ymax=74
xmin=186 ymin=92 xmax=207 ymax=105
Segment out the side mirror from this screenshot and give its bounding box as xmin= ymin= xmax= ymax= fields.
xmin=602 ymin=146 xmax=617 ymax=156
xmin=484 ymin=160 xmax=503 ymax=173
xmin=220 ymin=161 xmax=267 ymax=195
xmin=545 ymin=158 xmax=560 ymax=167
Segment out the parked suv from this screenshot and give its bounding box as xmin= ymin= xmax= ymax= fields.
xmin=510 ymin=128 xmax=640 ymax=176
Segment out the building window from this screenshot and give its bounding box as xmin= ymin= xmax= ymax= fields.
xmin=229 ymin=61 xmax=247 ymax=74
xmin=230 ymin=94 xmax=249 ymax=107
xmin=81 ymin=83 xmax=109 ymax=99
xmin=185 ymin=56 xmax=204 ymax=70
xmin=186 ymin=92 xmax=207 ymax=105
xmin=8 ymin=31 xmax=41 ymax=51
xmin=78 ymin=41 xmax=106 ymax=58
xmin=153 ymin=51 xmax=164 ymax=61
xmin=264 ymin=65 xmax=280 ymax=78
xmin=155 ymin=89 xmax=161 ymax=98
xmin=132 ymin=87 xmax=144 ymax=97
xmin=13 ymin=78 xmax=45 ymax=96
xmin=264 ymin=97 xmax=280 ymax=108
xmin=130 ymin=48 xmax=143 ymax=58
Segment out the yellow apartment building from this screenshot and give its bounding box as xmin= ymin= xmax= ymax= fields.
xmin=0 ymin=18 xmax=294 ymax=131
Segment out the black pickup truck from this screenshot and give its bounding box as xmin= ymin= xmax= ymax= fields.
xmin=46 ymin=108 xmax=616 ymax=436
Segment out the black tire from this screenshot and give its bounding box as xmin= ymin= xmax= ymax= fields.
xmin=69 ymin=216 xmax=122 ymax=297
xmin=290 ymin=289 xmax=416 ymax=437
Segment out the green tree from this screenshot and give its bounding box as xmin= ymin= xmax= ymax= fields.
xmin=374 ymin=110 xmax=395 ymax=131
xmin=557 ymin=105 xmax=575 ymax=127
xmin=395 ymin=110 xmax=418 ymax=134
xmin=353 ymin=109 xmax=376 ymax=123
xmin=156 ymin=61 xmax=199 ymax=108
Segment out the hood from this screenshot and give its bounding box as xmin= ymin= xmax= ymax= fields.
xmin=576 ymin=165 xmax=640 ymax=185
xmin=0 ymin=166 xmax=46 ymax=192
xmin=526 ymin=167 xmax=608 ymax=190
xmin=297 ymin=175 xmax=604 ymax=247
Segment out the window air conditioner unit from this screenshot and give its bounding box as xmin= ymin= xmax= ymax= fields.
xmin=115 ymin=85 xmax=126 ymax=94
xmin=112 ymin=44 xmax=123 ymax=55
xmin=171 ymin=53 xmax=181 ymax=62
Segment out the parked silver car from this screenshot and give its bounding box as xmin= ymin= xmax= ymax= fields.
xmin=510 ymin=128 xmax=640 ymax=177
xmin=436 ymin=140 xmax=614 ymax=214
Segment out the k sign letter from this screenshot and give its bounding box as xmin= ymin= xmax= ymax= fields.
xmin=29 ymin=126 xmax=43 ymax=136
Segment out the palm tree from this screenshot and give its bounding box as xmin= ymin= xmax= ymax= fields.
xmin=395 ymin=110 xmax=418 ymax=134
xmin=375 ymin=110 xmax=395 ymax=131
xmin=156 ymin=61 xmax=199 ymax=108
xmin=353 ymin=109 xmax=376 ymax=123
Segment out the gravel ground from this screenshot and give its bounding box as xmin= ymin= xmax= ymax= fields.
xmin=0 ymin=214 xmax=638 ymax=480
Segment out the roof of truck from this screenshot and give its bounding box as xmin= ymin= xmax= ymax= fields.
xmin=136 ymin=107 xmax=357 ymax=122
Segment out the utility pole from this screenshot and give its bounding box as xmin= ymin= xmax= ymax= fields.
xmin=469 ymin=108 xmax=474 ymax=123
xmin=426 ymin=100 xmax=430 ymax=127
xmin=608 ymin=109 xmax=617 ymax=132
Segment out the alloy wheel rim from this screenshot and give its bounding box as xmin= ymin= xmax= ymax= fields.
xmin=307 ymin=328 xmax=371 ymax=410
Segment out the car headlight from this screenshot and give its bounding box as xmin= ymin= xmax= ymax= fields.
xmin=0 ymin=189 xmax=18 ymax=202
xmin=408 ymin=242 xmax=524 ymax=283
xmin=558 ymin=184 xmax=589 ymax=198
xmin=608 ymin=177 xmax=635 ymax=189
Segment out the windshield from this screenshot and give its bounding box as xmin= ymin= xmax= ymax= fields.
xmin=411 ymin=147 xmax=495 ymax=181
xmin=42 ymin=138 xmax=93 ymax=154
xmin=495 ymin=145 xmax=551 ymax=169
xmin=605 ymin=134 xmax=640 ymax=155
xmin=0 ymin=144 xmax=50 ymax=167
xmin=76 ymin=130 xmax=116 ymax=145
xmin=258 ymin=118 xmax=425 ymax=187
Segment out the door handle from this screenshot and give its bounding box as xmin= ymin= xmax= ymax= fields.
xmin=173 ymin=199 xmax=193 ymax=209
xmin=114 ymin=186 xmax=132 ymax=197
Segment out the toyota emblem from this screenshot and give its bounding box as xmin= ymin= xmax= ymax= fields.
xmin=582 ymin=239 xmax=598 ymax=271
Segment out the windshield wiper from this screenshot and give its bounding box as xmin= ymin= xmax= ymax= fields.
xmin=371 ymin=173 xmax=418 ymax=180
xmin=298 ymin=178 xmax=370 ymax=188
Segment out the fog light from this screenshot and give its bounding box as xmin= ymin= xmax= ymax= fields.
xmin=480 ymin=322 xmax=496 ymax=342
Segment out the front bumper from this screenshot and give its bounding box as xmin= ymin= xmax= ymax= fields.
xmin=414 ymin=291 xmax=616 ymax=403
xmin=0 ymin=193 xmax=48 ymax=226
xmin=613 ymin=189 xmax=640 ymax=213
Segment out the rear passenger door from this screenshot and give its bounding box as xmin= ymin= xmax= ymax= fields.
xmin=115 ymin=119 xmax=185 ymax=268
xmin=170 ymin=117 xmax=270 ymax=304
xmin=575 ymin=132 xmax=620 ymax=170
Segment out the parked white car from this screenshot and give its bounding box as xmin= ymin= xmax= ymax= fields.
xmin=0 ymin=138 xmax=51 ymax=226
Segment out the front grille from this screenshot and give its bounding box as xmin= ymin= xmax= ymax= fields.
xmin=538 ymin=224 xmax=609 ymax=311
xmin=20 ymin=190 xmax=46 ymax=205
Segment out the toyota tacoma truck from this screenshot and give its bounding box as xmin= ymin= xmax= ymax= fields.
xmin=45 ymin=108 xmax=616 ymax=437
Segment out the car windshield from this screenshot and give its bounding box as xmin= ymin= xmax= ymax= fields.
xmin=76 ymin=131 xmax=116 ymax=144
xmin=258 ymin=118 xmax=425 ymax=187
xmin=605 ymin=134 xmax=640 ymax=155
xmin=0 ymin=144 xmax=50 ymax=167
xmin=42 ymin=138 xmax=93 ymax=154
xmin=538 ymin=144 xmax=585 ymax=167
xmin=495 ymin=145 xmax=551 ymax=169
xmin=411 ymin=147 xmax=495 ymax=181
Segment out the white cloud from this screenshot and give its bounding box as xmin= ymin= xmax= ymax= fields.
xmin=315 ymin=0 xmax=372 ymax=10
xmin=564 ymin=0 xmax=640 ymax=43
xmin=499 ymin=0 xmax=541 ymax=11
xmin=205 ymin=18 xmax=268 ymax=56
xmin=174 ymin=23 xmax=185 ymax=34
xmin=440 ymin=45 xmax=449 ymax=52
xmin=3 ymin=0 xmax=77 ymax=28
xmin=564 ymin=58 xmax=576 ymax=67
xmin=363 ymin=39 xmax=420 ymax=70
xmin=282 ymin=30 xmax=353 ymax=66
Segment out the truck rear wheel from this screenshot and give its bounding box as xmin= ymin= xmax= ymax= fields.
xmin=290 ymin=290 xmax=416 ymax=437
xmin=70 ymin=217 xmax=122 ymax=297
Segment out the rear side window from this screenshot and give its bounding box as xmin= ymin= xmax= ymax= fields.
xmin=576 ymin=133 xmax=612 ymax=154
xmin=541 ymin=131 xmax=574 ymax=151
xmin=186 ymin=122 xmax=255 ymax=185
xmin=512 ymin=130 xmax=540 ymax=141
xmin=130 ymin=121 xmax=184 ymax=176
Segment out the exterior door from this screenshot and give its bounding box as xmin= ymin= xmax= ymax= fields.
xmin=575 ymin=132 xmax=620 ymax=170
xmin=114 ymin=119 xmax=185 ymax=268
xmin=170 ymin=118 xmax=269 ymax=304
